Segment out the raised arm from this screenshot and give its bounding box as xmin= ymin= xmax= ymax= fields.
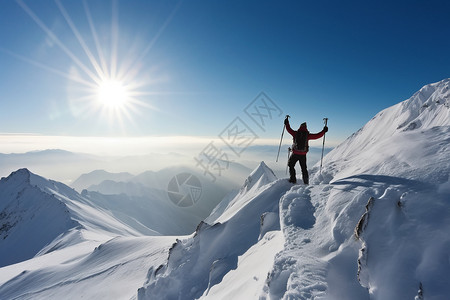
xmin=308 ymin=126 xmax=328 ymax=140
xmin=284 ymin=118 xmax=296 ymax=136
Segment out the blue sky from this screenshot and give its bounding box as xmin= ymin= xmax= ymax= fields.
xmin=0 ymin=0 xmax=449 ymax=153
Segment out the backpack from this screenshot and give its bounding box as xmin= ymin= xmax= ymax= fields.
xmin=293 ymin=130 xmax=308 ymax=152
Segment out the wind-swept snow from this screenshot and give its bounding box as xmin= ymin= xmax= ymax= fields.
xmin=0 ymin=236 xmax=175 ymax=299
xmin=201 ymin=231 xmax=284 ymax=299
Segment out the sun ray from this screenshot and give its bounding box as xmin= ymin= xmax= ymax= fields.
xmin=15 ymin=0 xmax=100 ymax=84
xmin=55 ymin=0 xmax=105 ymax=83
xmin=110 ymin=0 xmax=119 ymax=79
xmin=121 ymin=0 xmax=182 ymax=82
xmin=12 ymin=0 xmax=170 ymax=133
xmin=83 ymin=0 xmax=109 ymax=80
xmin=0 ymin=47 xmax=96 ymax=88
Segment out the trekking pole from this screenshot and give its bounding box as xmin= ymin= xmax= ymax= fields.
xmin=276 ymin=115 xmax=290 ymax=162
xmin=286 ymin=147 xmax=291 ymax=175
xmin=320 ymin=118 xmax=328 ymax=174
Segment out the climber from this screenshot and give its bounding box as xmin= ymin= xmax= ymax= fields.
xmin=284 ymin=117 xmax=328 ymax=184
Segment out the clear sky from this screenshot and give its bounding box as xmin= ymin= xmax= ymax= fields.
xmin=1 ymin=0 xmax=449 ymax=154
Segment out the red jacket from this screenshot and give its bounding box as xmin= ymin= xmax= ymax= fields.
xmin=286 ymin=121 xmax=325 ymax=155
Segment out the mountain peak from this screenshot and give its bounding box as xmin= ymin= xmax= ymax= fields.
xmin=241 ymin=161 xmax=277 ymax=192
xmin=8 ymin=167 xmax=31 ymax=178
xmin=0 ymin=169 xmax=80 ymax=267
xmin=396 ymin=78 xmax=450 ymax=131
xmin=1 ymin=168 xmax=32 ymax=186
xmin=2 ymin=168 xmax=59 ymax=195
xmin=316 ymin=78 xmax=450 ymax=184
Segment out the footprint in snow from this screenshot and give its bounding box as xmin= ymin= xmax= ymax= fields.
xmin=282 ymin=188 xmax=316 ymax=229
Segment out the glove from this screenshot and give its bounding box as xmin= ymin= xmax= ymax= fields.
xmin=323 ymin=126 xmax=328 ymax=132
xmin=284 ymin=118 xmax=289 ymax=125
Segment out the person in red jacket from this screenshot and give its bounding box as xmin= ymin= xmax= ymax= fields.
xmin=284 ymin=118 xmax=328 ymax=184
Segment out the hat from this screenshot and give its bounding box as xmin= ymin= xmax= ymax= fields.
xmin=299 ymin=122 xmax=307 ymax=131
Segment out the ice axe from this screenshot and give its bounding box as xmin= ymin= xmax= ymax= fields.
xmin=320 ymin=117 xmax=328 ymax=174
xmin=276 ymin=115 xmax=290 ymax=162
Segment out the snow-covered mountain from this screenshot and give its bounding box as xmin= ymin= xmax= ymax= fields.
xmin=0 ymin=168 xmax=201 ymax=298
xmin=72 ymin=164 xmax=252 ymax=224
xmin=0 ymin=167 xmax=202 ymax=266
xmin=0 ymin=169 xmax=80 ymax=267
xmin=316 ymin=78 xmax=450 ymax=183
xmin=0 ymin=79 xmax=449 ymax=299
xmin=0 ymin=168 xmax=160 ymax=267
xmin=138 ymin=79 xmax=450 ymax=299
xmin=138 ymin=161 xmax=286 ymax=299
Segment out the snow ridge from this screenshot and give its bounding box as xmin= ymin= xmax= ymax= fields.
xmin=397 ymin=78 xmax=450 ymax=131
xmin=317 ymin=78 xmax=450 ymax=183
xmin=0 ymin=169 xmax=80 ymax=267
xmin=241 ymin=161 xmax=277 ymax=193
xmin=138 ymin=163 xmax=285 ymax=300
xmin=0 ymin=168 xmax=187 ymax=269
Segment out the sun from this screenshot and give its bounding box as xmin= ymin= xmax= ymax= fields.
xmin=16 ymin=0 xmax=163 ymax=130
xmin=96 ymin=79 xmax=129 ymax=109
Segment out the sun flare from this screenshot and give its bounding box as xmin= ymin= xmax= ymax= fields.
xmin=97 ymin=79 xmax=129 ymax=109
xmin=16 ymin=0 xmax=161 ymax=131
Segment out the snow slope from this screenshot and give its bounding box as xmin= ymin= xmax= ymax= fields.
xmin=0 ymin=169 xmax=187 ymax=299
xmin=260 ymin=78 xmax=450 ymax=299
xmin=0 ymin=168 xmax=161 ymax=267
xmin=266 ymin=79 xmax=450 ymax=299
xmin=0 ymin=235 xmax=175 ymax=299
xmin=0 ymin=167 xmax=198 ymax=267
xmin=138 ymin=79 xmax=450 ymax=299
xmin=0 ymin=169 xmax=80 ymax=267
xmin=317 ymin=78 xmax=450 ymax=183
xmin=138 ymin=162 xmax=288 ymax=300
